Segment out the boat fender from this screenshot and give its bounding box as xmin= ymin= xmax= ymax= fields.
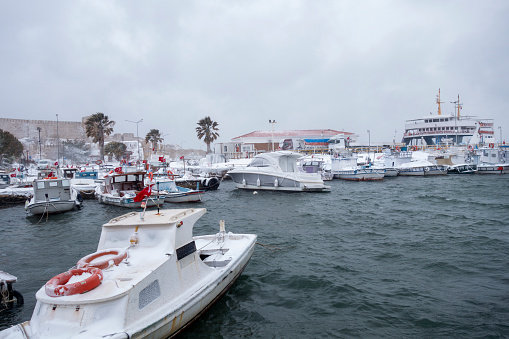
xmin=148 ymin=172 xmax=153 ymax=181
xmin=77 ymin=193 xmax=84 ymax=203
xmin=274 ymin=179 xmax=279 ymax=187
xmin=256 ymin=178 xmax=261 ymax=187
xmin=45 ymin=267 xmax=103 ymax=297
xmin=77 ymin=249 xmax=128 ymax=269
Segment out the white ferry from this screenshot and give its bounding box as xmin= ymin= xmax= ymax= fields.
xmin=402 ymin=89 xmax=496 ymax=146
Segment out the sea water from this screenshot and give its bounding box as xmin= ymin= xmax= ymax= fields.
xmin=1 ymin=176 xmax=508 ymax=338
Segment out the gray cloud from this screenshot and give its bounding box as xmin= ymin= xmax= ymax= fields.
xmin=1 ymin=0 xmax=508 ymax=148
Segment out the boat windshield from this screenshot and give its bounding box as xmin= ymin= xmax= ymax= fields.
xmin=248 ymin=158 xmax=271 ymax=167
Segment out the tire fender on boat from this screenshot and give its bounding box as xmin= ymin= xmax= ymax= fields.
xmin=77 ymin=249 xmax=128 ymax=269
xmin=45 ymin=267 xmax=103 ymax=297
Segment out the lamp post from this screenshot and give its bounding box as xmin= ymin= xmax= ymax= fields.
xmin=499 ymin=126 xmax=503 ymax=144
xmin=56 ymin=114 xmax=60 ymax=166
xmin=125 ymin=119 xmax=143 ymax=163
xmin=367 ymin=129 xmax=370 ymax=164
xmin=269 ymin=120 xmax=277 ymax=152
xmin=37 ymin=127 xmax=41 ymax=160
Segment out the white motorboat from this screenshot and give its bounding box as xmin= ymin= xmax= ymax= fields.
xmin=228 ymin=151 xmax=330 ymax=192
xmin=337 ymin=167 xmax=385 ymax=181
xmin=0 ymin=208 xmax=257 ymax=339
xmin=95 ymin=171 xmax=165 ymax=208
xmin=300 ymin=155 xmax=334 ymax=181
xmin=25 ymin=178 xmax=82 ymax=215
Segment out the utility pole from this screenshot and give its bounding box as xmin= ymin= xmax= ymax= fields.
xmin=37 ymin=127 xmax=42 ymax=160
xmin=56 ymin=114 xmax=60 ymax=166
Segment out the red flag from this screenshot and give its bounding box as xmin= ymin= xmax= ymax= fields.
xmin=114 ymin=167 xmax=122 ymax=173
xmin=159 ymin=157 xmax=165 ymax=162
xmin=133 ymin=184 xmax=153 ymax=202
xmin=180 ymin=156 xmax=184 ymax=160
xmin=54 ymin=162 xmax=58 ymax=166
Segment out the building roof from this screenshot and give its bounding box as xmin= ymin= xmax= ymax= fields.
xmin=232 ymin=129 xmax=353 ymax=141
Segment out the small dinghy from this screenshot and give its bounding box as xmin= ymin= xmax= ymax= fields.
xmin=1 ymin=208 xmax=257 ymax=339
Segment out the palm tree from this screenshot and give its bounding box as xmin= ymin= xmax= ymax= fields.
xmin=196 ymin=116 xmax=219 ymax=153
xmin=85 ymin=112 xmax=115 ymax=161
xmin=104 ymin=141 xmax=127 ymax=161
xmin=145 ymin=129 xmax=163 ymax=152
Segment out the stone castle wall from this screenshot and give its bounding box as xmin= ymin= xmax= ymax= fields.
xmin=0 ymin=117 xmax=87 ymax=142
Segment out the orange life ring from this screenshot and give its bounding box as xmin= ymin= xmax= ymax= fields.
xmin=45 ymin=267 xmax=103 ymax=297
xmin=77 ymin=249 xmax=127 ymax=269
xmin=148 ymin=172 xmax=153 ymax=181
xmin=468 ymin=145 xmax=473 ymax=151
xmin=167 ymin=170 xmax=175 ymax=180
xmin=95 ymin=159 xmax=103 ymax=165
xmin=489 ymin=143 xmax=494 ymax=148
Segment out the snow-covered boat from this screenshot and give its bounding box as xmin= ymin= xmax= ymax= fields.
xmin=25 ymin=178 xmax=82 ymax=215
xmin=95 ymin=171 xmax=165 ymax=208
xmin=155 ymin=179 xmax=205 ymax=203
xmin=0 ymin=208 xmax=257 ymax=339
xmin=447 ymin=163 xmax=477 ymax=174
xmin=228 ymin=151 xmax=330 ymax=192
xmin=71 ymin=170 xmax=100 ymax=198
xmin=337 ymin=167 xmax=385 ymax=181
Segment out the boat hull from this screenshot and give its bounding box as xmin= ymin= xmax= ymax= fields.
xmin=131 ymin=237 xmax=256 ymax=339
xmin=25 ymin=200 xmax=78 ymax=215
xmin=398 ymin=168 xmax=425 ymax=176
xmin=228 ymin=172 xmax=328 ymax=192
xmin=337 ymin=169 xmax=385 ymax=181
xmin=96 ymin=193 xmax=165 ymax=208
xmin=476 ymin=164 xmax=509 ymax=174
xmin=164 ymin=191 xmax=203 ymax=203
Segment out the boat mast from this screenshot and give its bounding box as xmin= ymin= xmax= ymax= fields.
xmin=436 ymin=88 xmax=444 ymax=115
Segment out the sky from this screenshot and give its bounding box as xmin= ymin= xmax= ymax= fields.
xmin=1 ymin=0 xmax=508 ymax=150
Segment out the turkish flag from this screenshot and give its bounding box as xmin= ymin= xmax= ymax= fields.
xmin=114 ymin=167 xmax=122 ymax=173
xmin=159 ymin=157 xmax=165 ymax=162
xmin=180 ymin=156 xmax=184 ymax=160
xmin=133 ymin=184 xmax=153 ymax=202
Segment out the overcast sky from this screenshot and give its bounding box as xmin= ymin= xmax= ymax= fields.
xmin=1 ymin=0 xmax=508 ymax=149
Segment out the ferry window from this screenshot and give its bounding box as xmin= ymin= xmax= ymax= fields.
xmin=139 ymin=280 xmax=161 ymax=309
xmin=433 ymin=119 xmax=439 ymax=122
xmin=62 ymin=180 xmax=70 ymax=187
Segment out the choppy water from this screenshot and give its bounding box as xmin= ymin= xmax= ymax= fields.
xmin=1 ymin=176 xmax=509 ymax=338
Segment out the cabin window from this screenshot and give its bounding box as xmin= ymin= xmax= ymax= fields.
xmin=139 ymin=280 xmax=161 ymax=309
xmin=127 ymin=175 xmax=137 ymax=182
xmin=62 ymin=180 xmax=70 ymax=187
xmin=49 ymin=181 xmax=58 ymax=187
xmin=37 ymin=181 xmax=45 ymax=189
xmin=248 ymin=158 xmax=271 ymax=167
xmin=115 ymin=176 xmax=126 ymax=183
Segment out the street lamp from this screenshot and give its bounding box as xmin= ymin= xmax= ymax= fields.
xmin=125 ymin=119 xmax=143 ymax=163
xmin=269 ymin=120 xmax=277 ymax=152
xmin=37 ymin=127 xmax=42 ymax=160
xmin=367 ymin=130 xmax=370 ymax=164
xmin=499 ymin=126 xmax=503 ymax=144
xmin=56 ymin=114 xmax=60 ymax=166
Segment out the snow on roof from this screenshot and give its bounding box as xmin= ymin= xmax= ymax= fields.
xmin=232 ymin=129 xmax=354 ymax=140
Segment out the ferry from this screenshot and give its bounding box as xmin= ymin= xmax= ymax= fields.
xmin=402 ymin=89 xmax=496 ymax=146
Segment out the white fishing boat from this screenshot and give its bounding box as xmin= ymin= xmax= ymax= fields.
xmin=71 ymin=170 xmax=100 ymax=199
xmin=423 ymin=165 xmax=448 ymax=176
xmin=228 ymin=151 xmax=330 ymax=192
xmin=447 ymin=163 xmax=477 ymax=174
xmin=0 ymin=208 xmax=257 ymax=339
xmin=25 ymin=177 xmax=82 ymax=215
xmin=337 ymin=167 xmax=385 ymax=181
xmin=300 ymin=155 xmax=334 ymax=181
xmin=156 ymin=179 xmax=205 ymax=203
xmin=475 ymin=146 xmax=509 ymax=174
xmin=95 ymin=171 xmax=165 ymax=208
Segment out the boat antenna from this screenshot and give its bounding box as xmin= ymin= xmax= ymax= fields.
xmin=436 ymin=88 xmax=444 ymax=115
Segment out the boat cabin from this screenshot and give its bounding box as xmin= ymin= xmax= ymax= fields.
xmin=75 ymin=170 xmax=99 ymax=180
xmin=33 ymin=179 xmax=73 ymax=202
xmin=59 ymin=168 xmax=78 ymax=179
xmin=104 ymin=171 xmax=146 ymax=195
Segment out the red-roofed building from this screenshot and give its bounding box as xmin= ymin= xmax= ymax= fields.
xmin=215 ymin=129 xmax=356 ymax=157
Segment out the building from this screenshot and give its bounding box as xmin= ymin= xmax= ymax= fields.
xmin=215 ymin=129 xmax=355 ymax=158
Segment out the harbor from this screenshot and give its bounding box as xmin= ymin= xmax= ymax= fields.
xmin=1 ymin=176 xmax=508 ymax=337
